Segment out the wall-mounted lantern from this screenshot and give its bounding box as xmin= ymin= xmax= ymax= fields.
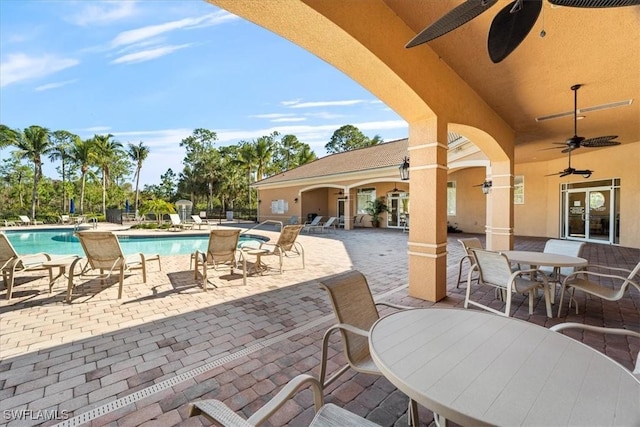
xmin=399 ymin=156 xmax=410 ymax=181
xmin=481 ymin=180 xmax=492 ymax=195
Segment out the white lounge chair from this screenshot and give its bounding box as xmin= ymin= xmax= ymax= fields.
xmin=168 ymin=213 xmax=193 ymax=231
xmin=302 ymin=216 xmax=323 ymax=233
xmin=190 ymin=215 xmax=214 ymax=230
xmin=307 ymin=216 xmax=337 ymax=233
xmin=18 ymin=215 xmax=43 ymax=226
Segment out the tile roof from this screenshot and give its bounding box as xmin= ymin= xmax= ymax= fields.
xmin=256 ymin=138 xmax=408 ymax=186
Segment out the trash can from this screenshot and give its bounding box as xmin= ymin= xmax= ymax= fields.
xmin=226 ymin=211 xmax=234 ymax=221
xmin=307 ymin=213 xmax=318 ymax=223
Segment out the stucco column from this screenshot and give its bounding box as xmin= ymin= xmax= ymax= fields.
xmin=344 ymin=191 xmax=353 ymax=231
xmin=485 ymin=160 xmax=514 ymax=250
xmin=407 ymin=117 xmax=448 ymax=302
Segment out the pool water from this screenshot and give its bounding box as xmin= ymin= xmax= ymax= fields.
xmin=4 ymin=229 xmax=268 ymax=257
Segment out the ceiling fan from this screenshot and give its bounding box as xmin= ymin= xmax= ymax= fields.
xmin=546 ymin=84 xmax=622 ymax=153
xmin=405 ymin=0 xmax=640 ymax=63
xmin=546 ymin=148 xmax=593 ymax=178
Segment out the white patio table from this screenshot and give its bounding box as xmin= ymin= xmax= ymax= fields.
xmin=369 ymin=308 xmax=640 ymax=427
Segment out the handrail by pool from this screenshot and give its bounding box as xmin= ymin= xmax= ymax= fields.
xmin=241 ymin=220 xmax=283 ymax=236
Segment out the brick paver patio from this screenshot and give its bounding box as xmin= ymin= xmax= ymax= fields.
xmin=0 ymin=225 xmax=638 ymax=426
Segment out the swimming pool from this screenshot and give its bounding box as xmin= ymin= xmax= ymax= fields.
xmin=4 ymin=229 xmax=269 ymax=256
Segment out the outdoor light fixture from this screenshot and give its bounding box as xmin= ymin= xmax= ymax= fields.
xmin=294 ymin=197 xmax=298 ymax=203
xmin=481 ymin=180 xmax=492 ymax=195
xmin=399 ymin=156 xmax=410 ymax=181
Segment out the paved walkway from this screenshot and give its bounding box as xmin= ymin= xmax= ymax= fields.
xmin=0 ymin=225 xmax=638 ymax=426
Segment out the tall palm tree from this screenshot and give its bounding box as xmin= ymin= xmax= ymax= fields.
xmin=12 ymin=125 xmax=53 ymax=219
xmin=49 ymin=130 xmax=76 ymax=213
xmin=93 ymin=134 xmax=123 ymax=216
xmin=235 ymin=142 xmax=257 ymax=209
xmin=254 ymin=136 xmax=273 ymax=181
xmin=0 ymin=124 xmax=20 ymax=149
xmin=127 ymin=141 xmax=150 ymax=214
xmin=69 ymin=137 xmax=94 ymax=214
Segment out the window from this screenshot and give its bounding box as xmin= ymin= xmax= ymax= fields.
xmin=447 ymin=181 xmax=456 ymax=216
xmin=514 ymin=176 xmax=524 ymax=204
xmin=356 ymin=188 xmax=376 ymax=214
xmin=270 ymin=199 xmax=288 ymax=214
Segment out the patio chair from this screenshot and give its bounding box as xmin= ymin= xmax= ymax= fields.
xmin=193 ymin=228 xmax=245 ymax=291
xmin=68 ymin=231 xmax=161 ymax=302
xmin=0 ymin=233 xmax=54 ymax=300
xmin=3 ymin=220 xmax=16 ymax=227
xmin=169 ymin=213 xmax=193 ymax=231
xmin=189 ymin=374 xmax=381 ymax=426
xmin=550 ymin=323 xmax=640 ymax=378
xmin=464 ymin=248 xmax=553 ymax=318
xmin=59 ymin=214 xmax=72 ymax=225
xmin=557 ymin=261 xmax=640 ymax=317
xmin=190 ymin=215 xmax=213 ymax=230
xmin=288 ymin=215 xmax=299 ymax=225
xmin=258 ymin=224 xmax=304 ymax=273
xmin=303 ymin=215 xmax=323 ymax=233
xmin=308 ymin=216 xmax=337 ymax=233
xmin=455 ymin=237 xmax=484 ymax=288
xmin=18 ymin=215 xmax=43 ymax=226
xmin=318 ymin=270 xmax=419 ymax=425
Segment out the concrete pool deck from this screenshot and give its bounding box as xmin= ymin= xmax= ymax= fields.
xmin=0 ymin=223 xmax=638 ymax=426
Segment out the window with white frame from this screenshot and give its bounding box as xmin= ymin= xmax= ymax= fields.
xmin=447 ymin=181 xmax=456 ymax=215
xmin=356 ymin=188 xmax=376 ymax=214
xmin=514 ymin=175 xmax=524 ymax=204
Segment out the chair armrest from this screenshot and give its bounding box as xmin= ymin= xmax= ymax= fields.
xmin=189 ymin=399 xmax=253 ymax=427
xmin=579 ymin=265 xmax=633 ymax=274
xmin=247 ymin=374 xmax=323 ymax=425
xmin=511 ymin=268 xmax=549 ymax=285
xmin=563 ymin=270 xmax=634 ymax=284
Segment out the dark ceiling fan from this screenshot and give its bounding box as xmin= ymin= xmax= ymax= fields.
xmin=546 ymin=148 xmax=593 ymax=178
xmin=405 ymin=0 xmax=640 ymax=63
xmin=546 ymin=84 xmax=622 ymax=153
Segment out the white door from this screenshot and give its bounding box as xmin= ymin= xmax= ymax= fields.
xmin=564 ymin=187 xmax=614 ymax=243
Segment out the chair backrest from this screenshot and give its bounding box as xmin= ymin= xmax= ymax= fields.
xmin=542 ymin=239 xmax=586 ymax=275
xmin=206 ymin=229 xmax=240 ymax=265
xmin=19 ymin=215 xmax=30 ymax=223
xmin=308 ymin=216 xmax=323 ymax=226
xmin=470 ymin=248 xmax=513 ymax=287
xmin=458 ymin=237 xmax=483 ymax=255
xmin=191 ymin=215 xmax=203 ymax=224
xmin=169 ymin=214 xmax=182 ymax=225
xmin=276 ymin=225 xmax=304 ymax=251
xmin=319 ymin=270 xmax=379 ymax=365
xmin=0 ymin=233 xmax=19 ymax=266
xmin=323 ymin=217 xmax=337 ymax=228
xmin=76 ymin=231 xmax=125 ymax=270
xmin=61 ymin=215 xmax=70 ymax=222
xmin=288 ymin=216 xmax=298 ymax=225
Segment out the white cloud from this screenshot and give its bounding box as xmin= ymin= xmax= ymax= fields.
xmin=250 ymin=113 xmax=296 ymax=119
xmin=281 ymin=99 xmax=302 ymax=106
xmin=76 ymin=126 xmax=112 ymax=133
xmin=111 ymin=44 xmax=191 ymax=64
xmin=304 ymin=112 xmax=345 ymax=120
xmin=285 ymin=99 xmax=366 ymax=109
xmin=110 ymin=11 xmax=237 ymax=48
xmin=0 ymin=53 xmax=79 ymax=87
xmin=271 ymin=117 xmax=307 ymax=123
xmin=35 ymin=79 xmax=77 ymax=92
xmin=68 ymin=1 xmax=138 ymax=27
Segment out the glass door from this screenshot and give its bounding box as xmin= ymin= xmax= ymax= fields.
xmin=387 ymin=192 xmax=409 ymax=228
xmin=565 ymin=188 xmax=613 ymax=243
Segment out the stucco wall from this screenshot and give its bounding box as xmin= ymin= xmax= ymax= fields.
xmin=446 ymin=168 xmax=487 ymax=234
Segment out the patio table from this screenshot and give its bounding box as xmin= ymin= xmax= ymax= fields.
xmin=502 ymin=250 xmax=587 ymax=303
xmin=42 ymin=255 xmax=80 ymax=293
xmin=369 ymin=308 xmax=640 ymax=427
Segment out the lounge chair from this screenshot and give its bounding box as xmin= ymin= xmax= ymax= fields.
xmin=67 ymin=231 xmax=161 ymax=302
xmin=190 ymin=215 xmax=214 ymax=230
xmin=169 ymin=213 xmax=193 ymax=231
xmin=287 ymin=215 xmax=299 ymax=225
xmin=189 ymin=374 xmax=381 ymax=426
xmin=18 ymin=215 xmax=43 ymax=226
xmin=193 ymin=228 xmax=245 ymax=290
xmin=0 ymin=233 xmax=55 ymax=300
xmin=307 ymin=216 xmax=337 ymax=233
xmin=3 ymin=220 xmax=16 ymax=227
xmin=59 ymin=215 xmax=72 ymax=225
xmin=302 ymin=215 xmax=323 ymax=233
xmin=258 ymin=224 xmax=304 ymax=273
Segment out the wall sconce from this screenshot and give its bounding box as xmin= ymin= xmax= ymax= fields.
xmin=481 ymin=180 xmax=492 ymax=195
xmin=294 ymin=197 xmax=298 ymax=203
xmin=258 ymin=199 xmax=262 ymax=204
xmin=399 ymin=156 xmax=410 ymax=181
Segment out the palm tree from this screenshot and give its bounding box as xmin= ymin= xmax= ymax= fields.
xmin=12 ymin=125 xmax=53 ymax=219
xmin=93 ymin=134 xmax=123 ymax=216
xmin=69 ymin=137 xmax=94 ymax=214
xmin=49 ymin=130 xmax=76 ymax=213
xmin=235 ymin=142 xmax=257 ymax=210
xmin=254 ymin=136 xmax=273 ymax=181
xmin=0 ymin=124 xmax=20 ymax=149
xmin=127 ymin=141 xmax=150 ymax=214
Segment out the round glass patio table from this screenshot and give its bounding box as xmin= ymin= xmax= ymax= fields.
xmin=501 ymin=250 xmax=587 ymax=268
xmin=369 ymin=308 xmax=640 ymax=427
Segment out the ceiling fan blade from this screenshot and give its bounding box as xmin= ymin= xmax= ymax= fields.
xmin=549 ymin=0 xmax=640 ymax=7
xmin=581 ymin=135 xmax=621 ymax=147
xmin=573 ymin=169 xmax=594 ymax=177
xmin=406 ymin=0 xmax=498 ymax=48
xmin=561 ymin=146 xmax=579 ymax=153
xmin=559 ymin=170 xmax=573 ymax=177
xmin=487 ymin=0 xmax=542 ymax=63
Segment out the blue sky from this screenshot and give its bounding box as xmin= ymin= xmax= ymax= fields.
xmin=0 ymin=0 xmax=408 ymax=186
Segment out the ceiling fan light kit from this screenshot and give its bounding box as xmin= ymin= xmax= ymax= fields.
xmin=406 ymin=0 xmax=640 ymax=62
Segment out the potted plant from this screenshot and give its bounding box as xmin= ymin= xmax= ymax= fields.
xmin=365 ymin=197 xmax=389 ymax=228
